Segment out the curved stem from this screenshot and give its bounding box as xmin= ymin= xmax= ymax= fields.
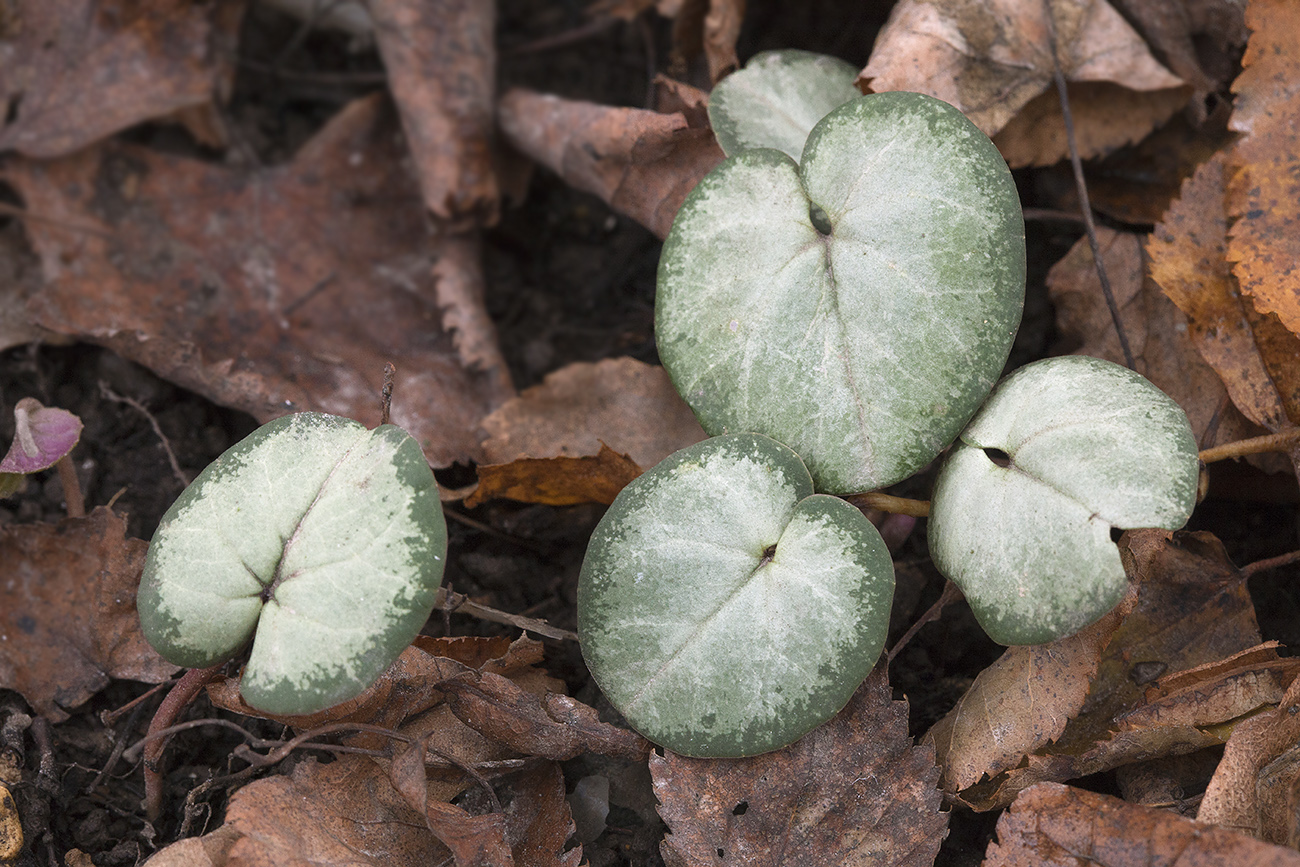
xmin=1199 ymin=429 xmax=1300 ymax=464
xmin=847 ymin=491 xmax=931 ymax=517
xmin=143 ymin=663 xmax=223 ymax=822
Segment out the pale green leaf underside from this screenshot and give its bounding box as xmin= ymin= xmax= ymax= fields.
xmin=708 ymin=49 xmax=860 ymax=160
xmin=139 ymin=413 xmax=447 ymax=715
xmin=579 ymin=433 xmax=894 ymax=757
xmin=658 ymin=92 xmax=1025 ymax=493
xmin=929 ymin=356 xmax=1199 ymax=646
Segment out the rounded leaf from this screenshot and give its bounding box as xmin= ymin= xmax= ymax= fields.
xmin=578 ymin=433 xmax=894 ymax=757
xmin=929 ymin=356 xmax=1199 ymax=646
xmin=138 ymin=413 xmax=447 ymax=715
xmin=708 ymin=49 xmax=861 ymax=160
xmin=658 ymin=92 xmax=1025 ymax=493
xmin=0 ymin=398 xmax=82 ymax=474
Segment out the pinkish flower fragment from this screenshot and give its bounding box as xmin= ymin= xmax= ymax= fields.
xmin=1 ymin=398 xmax=83 ymax=474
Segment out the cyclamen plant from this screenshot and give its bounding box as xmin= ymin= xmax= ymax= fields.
xmin=575 ymin=51 xmax=1198 ymax=757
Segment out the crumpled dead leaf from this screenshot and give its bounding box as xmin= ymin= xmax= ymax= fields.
xmin=986 ymin=782 xmax=1300 ymax=866
xmin=861 ymin=0 xmax=1187 ymax=167
xmin=1049 ymin=225 xmax=1272 ymax=463
xmin=954 ymin=530 xmax=1264 ymax=810
xmin=0 ymin=0 xmax=242 ymax=158
xmin=479 ymin=357 xmax=706 ymax=468
xmin=925 ymin=587 xmax=1134 ymax=793
xmin=4 ymin=93 xmax=502 ymax=469
xmin=652 ymin=670 xmax=946 ymax=867
xmin=1224 ymin=0 xmax=1300 ymax=338
xmin=1198 ymin=673 xmax=1300 ymax=844
xmin=1148 ymin=153 xmax=1300 ymax=477
xmin=0 ymin=507 xmax=177 ymax=721
xmin=369 ymin=0 xmax=498 ymax=226
xmin=466 ymin=444 xmax=644 ymax=508
xmin=497 ymin=89 xmax=725 ymax=239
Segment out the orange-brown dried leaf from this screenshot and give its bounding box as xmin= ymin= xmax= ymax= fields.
xmin=505 ymin=763 xmax=583 ymax=867
xmin=1118 ymin=643 xmax=1300 ymax=732
xmin=497 ymin=89 xmax=725 ymax=239
xmin=3 ymin=94 xmax=496 ymax=469
xmin=1150 ymin=153 xmax=1300 ymax=440
xmin=0 ymin=507 xmax=177 ymax=721
xmin=860 ymin=0 xmax=1185 ymax=151
xmin=440 ymin=666 xmax=652 ymax=763
xmin=992 ymin=81 xmax=1189 ymax=168
xmin=925 ymin=591 xmax=1132 ymax=793
xmin=1049 ymin=227 xmax=1264 ymax=457
xmin=652 ymin=671 xmax=946 ymax=867
xmin=987 ymin=782 xmax=1300 ymax=867
xmin=223 ymin=755 xmax=451 ymax=867
xmin=466 ymin=444 xmax=643 ymax=508
xmin=1198 ymin=674 xmax=1300 ymax=843
xmin=368 ymin=0 xmax=498 ymax=226
xmin=1225 ymin=0 xmax=1300 ymax=337
xmin=479 ymin=357 xmax=706 ymax=469
xmin=954 ymin=530 xmax=1263 ymax=810
xmin=0 ymin=0 xmax=242 ymax=159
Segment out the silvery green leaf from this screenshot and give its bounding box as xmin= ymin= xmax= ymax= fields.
xmin=658 ymin=91 xmax=1025 ymax=493
xmin=579 ymin=433 xmax=894 ymax=757
xmin=138 ymin=412 xmax=446 ymax=715
xmin=929 ymin=356 xmax=1199 ymax=645
xmin=708 ymin=49 xmax=860 ymax=160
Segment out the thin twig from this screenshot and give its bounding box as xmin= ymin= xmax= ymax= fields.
xmin=846 ymin=492 xmax=931 ymax=518
xmin=1241 ymin=549 xmax=1300 ymax=578
xmin=1199 ymin=429 xmax=1300 ymax=464
xmin=99 ymin=383 xmax=190 ymax=489
xmin=381 ymin=362 xmax=395 ymax=426
xmin=888 ymin=581 xmax=964 ymax=663
xmin=1041 ymin=0 xmax=1136 ymax=370
xmin=435 ymin=586 xmax=577 ymax=642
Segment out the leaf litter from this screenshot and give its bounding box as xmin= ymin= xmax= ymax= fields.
xmin=0 ymin=0 xmax=1298 ymax=865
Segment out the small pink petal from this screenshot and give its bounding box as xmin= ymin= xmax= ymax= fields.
xmin=0 ymin=398 xmax=83 ymax=474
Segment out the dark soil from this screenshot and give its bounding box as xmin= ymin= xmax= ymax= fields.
xmin=0 ymin=2 xmax=1297 ymax=865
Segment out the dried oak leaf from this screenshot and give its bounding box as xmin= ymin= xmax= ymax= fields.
xmin=652 ymin=670 xmax=946 ymax=867
xmin=0 ymin=0 xmax=241 ymax=158
xmin=466 ymin=443 xmax=644 ymax=508
xmin=368 ymin=0 xmax=498 ymax=226
xmin=956 ymin=530 xmax=1264 ymax=810
xmin=987 ymin=782 xmax=1300 ymax=867
xmin=861 ymin=0 xmax=1187 ymax=167
xmin=1198 ymin=671 xmax=1300 ymax=844
xmin=1049 ymin=226 xmax=1272 ymax=463
xmin=478 ymin=357 xmax=707 ymax=468
xmin=0 ymin=507 xmax=177 ymax=721
xmin=497 ymin=89 xmax=725 ymax=239
xmin=1225 ymin=0 xmax=1300 ymax=337
xmin=925 ymin=588 xmax=1133 ymax=793
xmin=4 ymin=93 xmax=499 ymax=469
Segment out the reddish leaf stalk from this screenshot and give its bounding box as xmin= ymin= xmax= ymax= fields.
xmin=143 ymin=663 xmax=223 ymax=821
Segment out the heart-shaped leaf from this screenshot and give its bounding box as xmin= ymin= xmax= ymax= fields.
xmin=928 ymin=356 xmax=1199 ymax=646
xmin=578 ymin=433 xmax=894 ymax=757
xmin=708 ymin=49 xmax=861 ymax=160
xmin=138 ymin=413 xmax=447 ymax=715
xmin=657 ymin=91 xmax=1025 ymax=493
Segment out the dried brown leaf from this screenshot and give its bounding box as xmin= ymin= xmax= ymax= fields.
xmin=1050 ymin=226 xmax=1270 ymax=461
xmin=925 ymin=591 xmax=1132 ymax=793
xmin=433 ymin=234 xmax=515 ymax=404
xmin=3 ymin=94 xmax=498 ymax=469
xmin=1198 ymin=674 xmax=1300 ymax=843
xmin=504 ymin=763 xmax=583 ymax=867
xmin=223 ymin=755 xmax=450 ymax=867
xmin=0 ymin=0 xmax=241 ymax=158
xmin=1225 ymin=0 xmax=1300 ymax=337
xmin=479 ymin=357 xmax=706 ymax=469
xmin=497 ymin=89 xmax=724 ymax=239
xmin=0 ymin=507 xmax=177 ymax=721
xmin=369 ymin=0 xmax=498 ymax=226
xmin=955 ymin=530 xmax=1263 ymax=810
xmin=987 ymin=782 xmax=1300 ymax=867
xmin=1149 ymin=151 xmax=1300 ymax=481
xmin=466 ymin=444 xmax=644 ymax=508
xmin=652 ymin=671 xmax=946 ymax=867
xmin=860 ymin=0 xmax=1184 ymax=151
